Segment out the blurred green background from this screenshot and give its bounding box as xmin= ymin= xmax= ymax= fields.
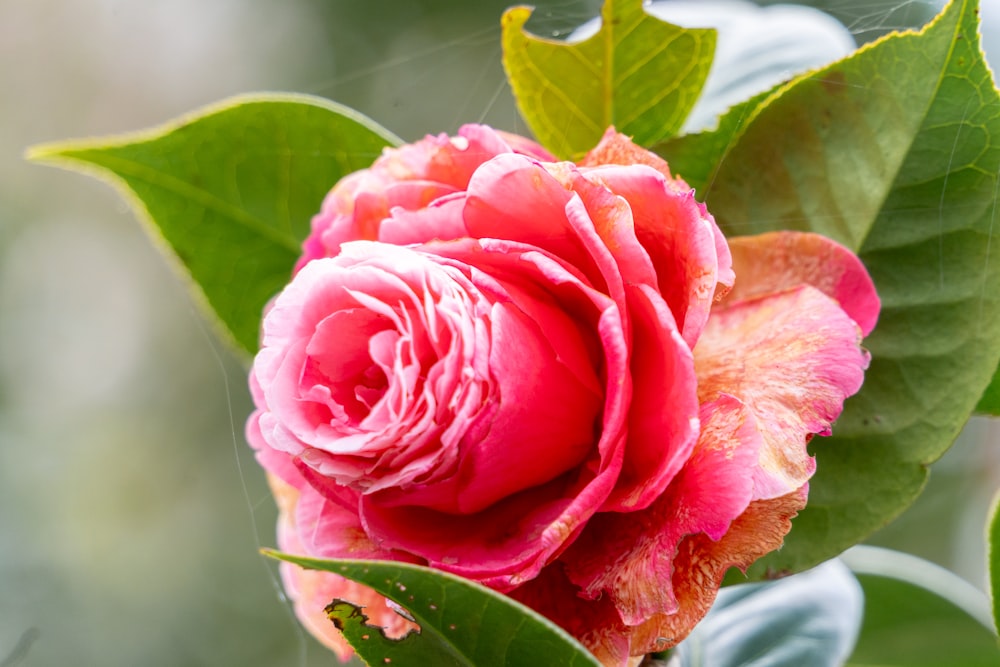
xmin=1 ymin=1 xmax=997 ymax=665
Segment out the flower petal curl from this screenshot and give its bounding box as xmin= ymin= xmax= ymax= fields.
xmin=724 ymin=231 xmax=880 ymax=335
xmin=695 ymin=285 xmax=870 ymax=499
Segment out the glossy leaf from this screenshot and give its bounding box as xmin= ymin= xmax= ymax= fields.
xmin=842 ymin=546 xmax=999 ymax=666
xmin=673 ymin=559 xmax=862 ymax=667
xmin=324 ymin=600 xmax=467 ymax=667
xmin=262 ymin=551 xmax=601 ymax=667
xmin=28 ymin=94 xmax=400 ymax=356
xmin=661 ymin=0 xmax=1000 ymax=577
xmin=501 ymin=0 xmax=715 ymax=159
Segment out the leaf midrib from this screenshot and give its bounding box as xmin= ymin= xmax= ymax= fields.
xmin=54 ymin=151 xmax=301 ymax=254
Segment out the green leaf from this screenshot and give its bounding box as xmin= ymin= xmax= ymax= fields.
xmin=501 ymin=0 xmax=715 ymax=159
xmin=655 ymin=85 xmax=777 ymax=194
xmin=27 ymin=93 xmax=400 ymax=356
xmin=324 ymin=599 xmax=468 ymax=667
xmin=842 ymin=546 xmax=1000 ymax=666
xmin=976 ymin=365 xmax=1000 ymax=415
xmin=659 ymin=0 xmax=1000 ymax=577
xmin=989 ymin=489 xmax=1000 ymax=635
xmin=262 ymin=551 xmax=601 ymax=667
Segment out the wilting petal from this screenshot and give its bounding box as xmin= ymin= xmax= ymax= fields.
xmin=725 ymin=231 xmax=880 ymax=335
xmin=695 ymin=285 xmax=869 ymax=499
xmin=628 ymin=489 xmax=807 ymax=654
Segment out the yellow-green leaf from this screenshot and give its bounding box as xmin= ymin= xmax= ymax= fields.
xmin=502 ymin=0 xmax=715 ymax=159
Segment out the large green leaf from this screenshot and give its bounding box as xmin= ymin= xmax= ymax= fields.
xmin=501 ymin=0 xmax=715 ymax=159
xmin=263 ymin=552 xmax=601 ymax=667
xmin=28 ymin=94 xmax=400 ymax=356
xmin=843 ymin=546 xmax=999 ymax=666
xmin=661 ymin=0 xmax=1000 ymax=577
xmin=656 ymin=85 xmax=777 ymax=194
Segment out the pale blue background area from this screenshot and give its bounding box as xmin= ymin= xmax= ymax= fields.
xmin=0 ymin=1 xmax=994 ymax=665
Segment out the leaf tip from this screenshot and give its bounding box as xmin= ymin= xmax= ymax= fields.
xmin=500 ymin=4 xmax=533 ymax=33
xmin=24 ymin=141 xmax=72 ymax=165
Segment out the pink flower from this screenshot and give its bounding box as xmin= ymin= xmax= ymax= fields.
xmin=246 ymin=125 xmax=879 ymax=665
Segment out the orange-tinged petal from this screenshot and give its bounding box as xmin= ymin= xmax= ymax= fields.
xmin=725 ymin=231 xmax=880 ymax=335
xmin=627 ymin=488 xmax=807 ymax=654
xmin=695 ymin=285 xmax=869 ymax=499
xmin=562 ymin=395 xmax=762 ymax=627
xmin=579 ymin=127 xmax=674 ymax=181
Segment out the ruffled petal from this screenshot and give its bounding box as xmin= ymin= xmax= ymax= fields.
xmin=725 ymin=231 xmax=880 ymax=335
xmin=463 ymin=154 xmax=607 ymax=289
xmin=356 ymin=239 xmax=633 ymax=588
xmin=535 ymin=163 xmax=700 ymax=512
xmin=582 ymin=163 xmax=732 ymax=346
xmin=627 ymin=488 xmax=807 ymax=654
xmin=563 ymin=395 xmax=762 ymax=628
xmin=360 ymin=468 xmax=617 ymax=591
xmin=694 ymin=285 xmax=869 ymax=499
xmin=579 ymin=127 xmax=674 ymax=181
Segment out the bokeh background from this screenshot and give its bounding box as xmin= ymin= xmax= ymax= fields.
xmin=1 ymin=1 xmax=998 ymax=665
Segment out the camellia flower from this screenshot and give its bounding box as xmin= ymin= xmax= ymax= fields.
xmin=246 ymin=125 xmax=879 ymax=666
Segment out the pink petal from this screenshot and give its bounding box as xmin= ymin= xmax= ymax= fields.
xmin=725 ymin=231 xmax=880 ymax=335
xmin=493 ymin=127 xmax=557 ymax=161
xmin=245 ymin=409 xmax=305 ymax=489
xmin=563 ymin=395 xmax=762 ymax=626
xmin=463 ymin=154 xmax=608 ymax=287
xmin=578 ymin=127 xmax=675 ymax=180
xmin=583 ymin=163 xmax=731 ymax=346
xmin=353 ymin=239 xmax=634 ymax=586
xmin=603 ymin=283 xmax=699 ymax=512
xmin=297 ymin=124 xmax=531 ymax=269
xmin=377 ymin=192 xmax=468 ymax=245
xmin=360 ymin=470 xmax=613 ymax=590
xmin=455 ymin=299 xmax=601 ymax=508
xmin=695 ymin=285 xmax=870 ymax=499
